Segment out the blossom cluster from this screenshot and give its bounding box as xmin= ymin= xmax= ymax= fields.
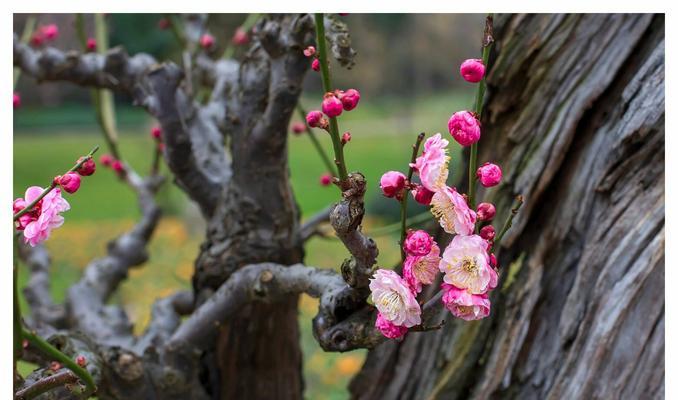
xmin=371 ymin=57 xmax=506 ymax=339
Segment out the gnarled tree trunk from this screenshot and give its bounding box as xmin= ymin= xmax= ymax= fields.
xmin=351 ymin=13 xmax=664 ymax=400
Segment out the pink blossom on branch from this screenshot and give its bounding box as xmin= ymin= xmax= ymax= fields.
xmin=411 ymin=185 xmax=435 ymax=205
xmin=411 ymin=133 xmax=450 ymax=192
xmin=322 ymin=94 xmax=343 ymax=118
xmin=430 ymin=186 xmax=476 ymax=236
xmin=55 ymin=172 xmax=81 ymax=194
xmin=339 ymin=88 xmax=360 ymax=111
xmin=319 ymin=173 xmax=332 ymax=186
xmin=76 ymin=157 xmax=96 ymax=177
xmin=375 ymin=313 xmax=408 ymax=339
xmin=41 ymin=24 xmax=59 ymax=41
xmin=479 ymin=224 xmax=495 ymax=241
xmin=369 ymin=269 xmax=421 ymax=328
xmin=379 ymin=171 xmax=406 ymax=199
xmin=200 ymin=34 xmax=215 ymax=49
xmin=403 ymin=243 xmax=441 ymax=293
xmin=14 ymin=186 xmax=70 ymax=246
xmin=459 ymin=58 xmax=486 ymax=83
xmin=476 ymin=162 xmax=502 ymax=187
xmin=476 ymin=202 xmax=496 ymax=221
xmin=441 ymin=283 xmax=491 ymax=321
xmin=232 ymin=27 xmax=249 ymax=45
xmin=151 ymin=126 xmax=162 ymax=139
xmin=439 ymin=234 xmax=497 ymax=295
xmin=303 ymin=46 xmax=316 ymax=57
xmin=13 ymin=92 xmax=21 ymax=109
xmin=403 ymin=230 xmax=434 ymax=256
xmin=86 ymin=38 xmax=97 ymax=52
xmin=311 ymin=59 xmax=320 ymax=71
xmin=448 ymin=111 xmax=481 ymax=147
xmin=291 ymin=122 xmax=306 ymax=134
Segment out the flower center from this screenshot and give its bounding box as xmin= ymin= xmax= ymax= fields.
xmin=380 ymin=291 xmax=403 ymax=314
xmin=461 ymin=256 xmax=478 ymax=274
xmin=456 ymin=305 xmax=474 ymax=315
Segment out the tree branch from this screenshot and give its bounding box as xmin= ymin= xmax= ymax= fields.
xmin=14 ymin=369 xmax=79 ymax=400
xmin=300 ymin=205 xmax=333 ymax=241
xmin=17 ymin=243 xmax=66 ymax=329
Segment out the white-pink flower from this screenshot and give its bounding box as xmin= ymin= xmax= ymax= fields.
xmin=439 ymin=234 xmax=497 ymax=295
xmin=403 ymin=243 xmax=441 ymax=293
xmin=16 ymin=186 xmax=70 ymax=247
xmin=441 ymin=283 xmax=491 ymax=321
xmin=369 ymin=269 xmax=421 ymax=328
xmin=411 ymin=133 xmax=450 ymax=192
xmin=430 ymin=186 xmax=476 ymax=236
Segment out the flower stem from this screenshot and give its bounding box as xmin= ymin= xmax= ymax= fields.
xmin=400 ymin=133 xmax=426 ymax=261
xmin=21 ymin=327 xmax=96 ymax=398
xmin=13 ymin=146 xmax=99 ymax=221
xmin=13 ymin=249 xmax=22 ymax=384
xmin=314 ymin=13 xmax=349 ymax=183
xmin=468 ymin=14 xmax=494 ymax=208
xmin=297 ymin=106 xmax=337 ymax=177
xmin=493 ymin=194 xmax=524 ymax=250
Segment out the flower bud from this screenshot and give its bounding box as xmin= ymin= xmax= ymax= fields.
xmin=322 ymin=94 xmax=343 ymax=118
xmin=412 ymin=185 xmax=435 ymax=205
xmin=303 ymin=46 xmax=316 ymax=57
xmin=158 ymin=18 xmax=170 ymax=30
xmin=379 ymin=171 xmax=407 ymax=198
xmin=311 ymin=59 xmax=320 ymax=71
xmin=291 ymin=122 xmax=305 ymax=134
xmin=151 ymin=126 xmax=162 ymax=139
xmin=100 ymin=154 xmax=114 ymax=167
xmin=200 ymin=34 xmax=215 ymax=49
xmin=448 ymin=110 xmax=480 ymax=146
xmin=476 ymin=162 xmax=502 ymax=187
xmin=339 ymin=88 xmax=360 ymax=111
xmin=459 ymin=58 xmax=486 ymax=83
xmin=232 ymin=27 xmax=249 ymax=45
xmin=86 ymin=38 xmax=97 ymax=52
xmin=479 ymin=225 xmax=496 ymax=241
xmin=13 ymin=198 xmax=27 ymax=214
xmin=42 ymin=24 xmax=59 ymax=40
xmin=111 ymin=160 xmax=124 ymax=173
xmin=490 ymin=253 xmax=498 ymax=269
xmin=76 ymin=157 xmax=96 ymax=176
xmin=13 ymin=92 xmax=20 ymax=109
xmin=306 ymin=110 xmax=323 ymax=128
xmin=76 ymin=355 xmax=87 ymax=367
xmin=56 ymin=172 xmax=81 ymax=194
xmin=342 ymin=131 xmax=352 ymax=144
xmin=320 ymin=173 xmax=332 ymax=186
xmin=404 ymin=230 xmax=434 ymax=256
xmin=31 ymin=33 xmax=44 ymax=47
xmin=476 ymin=202 xmax=496 ymax=221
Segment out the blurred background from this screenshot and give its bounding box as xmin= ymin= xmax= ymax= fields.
xmin=13 ymin=13 xmax=482 ymax=399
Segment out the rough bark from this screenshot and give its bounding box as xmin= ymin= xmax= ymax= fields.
xmin=350 ymin=13 xmax=664 ymax=400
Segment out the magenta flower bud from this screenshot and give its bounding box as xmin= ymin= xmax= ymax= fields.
xmin=232 ymin=27 xmax=249 ymax=45
xmin=476 ymin=162 xmax=502 ymax=187
xmin=56 ymin=172 xmax=81 ymax=194
xmin=459 ymin=58 xmax=486 ymax=83
xmin=13 ymin=198 xmax=27 ymax=215
xmin=479 ymin=225 xmax=496 ymax=241
xmin=200 ymin=34 xmax=215 ymax=49
xmin=448 ymin=111 xmax=481 ymax=147
xmin=476 ymin=202 xmax=496 ymax=221
xmin=111 ymin=160 xmax=124 ymax=173
xmin=76 ymin=157 xmax=96 ymax=176
xmin=311 ymin=59 xmax=320 ymax=71
xmin=412 ymin=185 xmax=435 ymax=205
xmin=13 ymin=92 xmax=20 ymax=109
xmin=291 ymin=122 xmax=305 ymax=134
xmin=339 ymin=88 xmax=360 ymax=111
xmin=31 ymin=33 xmax=44 ymax=47
xmin=404 ymin=230 xmax=434 ymax=256
xmin=100 ymin=154 xmax=113 ymax=167
xmin=86 ymin=38 xmax=97 ymax=52
xmin=320 ymin=173 xmax=332 ymax=186
xmin=151 ymin=126 xmax=162 ymax=139
xmin=379 ymin=171 xmax=407 ymax=198
xmin=375 ymin=313 xmax=407 ymax=339
xmin=306 ymin=110 xmax=323 ymax=127
xmin=322 ymin=95 xmax=343 ymax=118
xmin=342 ymin=131 xmax=352 ymax=144
xmin=75 ymin=355 xmax=87 ymax=367
xmin=490 ymin=253 xmax=498 ymax=269
xmin=42 ymin=24 xmax=59 ymax=40
xmin=303 ymin=46 xmax=316 ymax=57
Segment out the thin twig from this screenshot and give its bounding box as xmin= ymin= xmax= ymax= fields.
xmin=400 ymin=133 xmax=426 ymax=260
xmin=493 ymin=194 xmax=524 ymax=250
xmin=297 ymin=106 xmax=337 ymax=177
xmin=14 ymin=369 xmax=79 ymax=400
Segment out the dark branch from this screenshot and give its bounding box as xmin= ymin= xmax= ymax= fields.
xmin=17 ymin=243 xmax=66 ymax=329
xmin=300 ymin=205 xmax=333 ymax=241
xmin=134 ymin=290 xmax=194 ymax=352
xmin=14 ymin=369 xmax=79 ymax=400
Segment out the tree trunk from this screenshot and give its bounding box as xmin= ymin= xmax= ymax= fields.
xmin=351 ymin=13 xmax=664 ymax=400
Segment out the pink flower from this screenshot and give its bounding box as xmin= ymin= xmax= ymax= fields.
xmin=232 ymin=27 xmax=249 ymax=45
xmin=404 ymin=230 xmax=434 ymax=256
xmin=76 ymin=157 xmax=96 ymax=176
xmin=303 ymin=46 xmax=316 ymax=57
xmin=322 ymin=94 xmax=343 ymax=118
xmin=17 ymin=186 xmax=70 ymax=246
xmin=476 ymin=162 xmax=502 ymax=187
xmin=476 ymin=202 xmax=496 ymax=221
xmin=489 ymin=253 xmax=498 ymax=269
xmin=448 ymin=111 xmax=480 ymax=147
xmin=342 ymin=131 xmax=352 ymax=144
xmin=430 ymin=186 xmax=476 ymax=236
xmin=306 ymin=110 xmax=323 ymax=128
xmin=86 ymin=38 xmax=97 ymax=52
xmin=339 ymin=88 xmax=360 ymax=111
xmin=411 ymin=133 xmax=450 ymax=192
xmin=320 ymin=173 xmax=332 ymax=186
xmin=369 ymin=269 xmax=421 ymax=327
xmin=375 ymin=313 xmax=408 ymax=339
xmin=312 ymin=59 xmax=320 ymax=71
xmin=439 ymin=234 xmax=497 ymax=295
xmin=459 ymin=59 xmax=486 ymax=83
xmin=31 ymin=33 xmax=44 ymax=47
xmin=100 ymin=154 xmax=113 ymax=167
xmin=41 ymin=24 xmax=59 ymax=40
xmin=151 ymin=126 xmax=162 ymax=139
xmin=379 ymin=171 xmax=406 ymax=199
xmin=13 ymin=92 xmax=20 ymax=109
xmin=411 ymin=185 xmax=435 ymax=205
xmin=291 ymin=121 xmax=306 ymax=134
xmin=441 ymin=284 xmax=491 ymax=321
xmin=403 ymin=244 xmax=441 ymax=293
xmin=55 ymin=172 xmax=81 ymax=194
xmin=111 ymin=160 xmax=124 ymax=173
xmin=479 ymin=225 xmax=495 ymax=241
xmin=200 ymin=34 xmax=215 ymax=49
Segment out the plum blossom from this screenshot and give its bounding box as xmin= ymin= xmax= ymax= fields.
xmin=375 ymin=313 xmax=408 ymax=339
xmin=439 ymin=234 xmax=497 ymax=295
xmin=369 ymin=269 xmax=421 ymax=328
xmin=459 ymin=59 xmax=486 ymax=83
xmin=476 ymin=162 xmax=502 ymax=187
xmin=441 ymin=283 xmax=491 ymax=321
xmin=411 ymin=185 xmax=435 ymax=205
xmin=339 ymin=88 xmax=360 ymax=111
xmin=479 ymin=224 xmax=495 ymax=241
xmin=55 ymin=172 xmax=81 ymax=194
xmin=411 ymin=133 xmax=450 ymax=192
xmin=322 ymin=94 xmax=343 ymax=117
xmin=430 ymin=186 xmax=476 ymax=236
xmin=476 ymin=202 xmax=496 ymax=221
xmin=312 ymin=59 xmax=320 ymax=71
xmin=232 ymin=27 xmax=249 ymax=45
xmin=379 ymin=171 xmax=406 ymax=198
xmin=319 ymin=173 xmax=332 ymax=186
xmin=403 ymin=243 xmax=441 ymax=293
xmin=448 ymin=111 xmax=481 ymax=147
xmin=404 ymin=230 xmax=434 ymax=256
xmin=15 ymin=186 xmax=70 ymax=246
